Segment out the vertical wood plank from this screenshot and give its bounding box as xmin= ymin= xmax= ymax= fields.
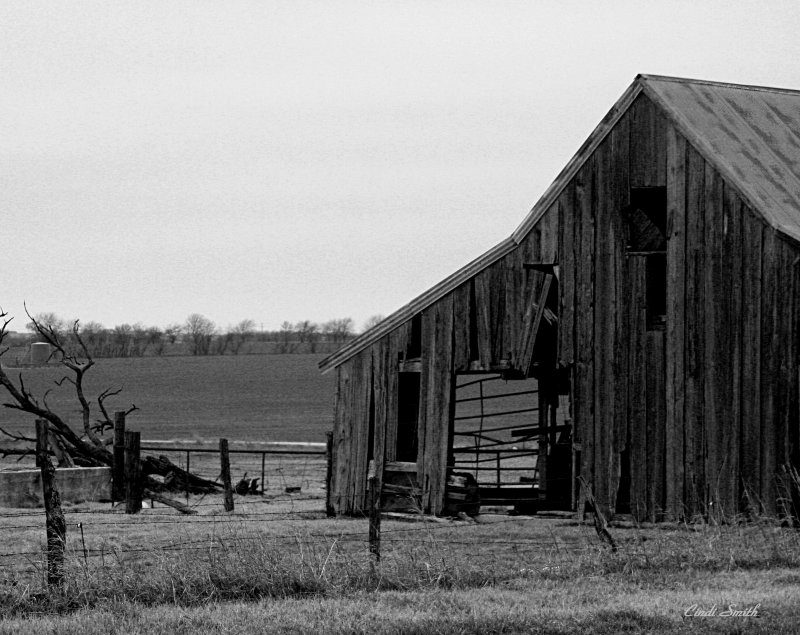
xmin=473 ymin=271 xmax=493 ymax=368
xmin=558 ymin=182 xmax=576 ymax=365
xmin=593 ymin=133 xmax=616 ymax=515
xmin=331 ymin=365 xmax=349 ymax=512
xmin=452 ymin=281 xmax=472 ymax=371
xmin=435 ymin=294 xmax=455 ymax=515
xmin=775 ymin=239 xmax=794 ymax=506
xmin=683 ymin=145 xmax=706 ymax=517
xmin=627 ymin=257 xmax=648 ymax=520
xmin=353 ymin=349 xmax=374 ymax=511
xmin=372 ymin=336 xmax=389 ymax=491
xmin=539 ymin=201 xmax=560 ymax=264
xmin=612 ymin=108 xmax=630 ymax=509
xmin=343 ymin=354 xmax=361 ymax=513
xmin=630 ymin=94 xmax=668 ymax=188
xmin=418 ymin=309 xmax=434 ymax=506
xmin=503 ymin=250 xmax=522 ymax=369
xmin=419 ymin=295 xmax=454 ymax=513
xmin=790 ymin=249 xmax=800 ymax=468
xmin=575 ymin=158 xmax=596 ymax=509
xmin=646 ymin=331 xmax=666 ymax=521
xmin=760 ymin=227 xmax=778 ymax=514
xmin=385 ymin=322 xmax=408 ymax=462
xmin=703 ymin=163 xmax=722 ymax=512
xmin=740 ymin=210 xmax=762 ymax=510
xmin=719 ymin=184 xmax=743 ymax=517
xmin=665 ymin=125 xmax=686 ymax=520
xmin=789 ymin=249 xmax=800 ymax=478
xmin=342 ymin=355 xmax=358 ymax=512
xmin=489 ymin=261 xmax=507 ymax=364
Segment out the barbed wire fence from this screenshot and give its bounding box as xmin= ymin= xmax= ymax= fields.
xmin=1 ymin=428 xmax=612 ymax=593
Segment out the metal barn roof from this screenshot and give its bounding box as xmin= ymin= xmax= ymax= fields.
xmin=320 ymin=74 xmax=800 ymax=373
xmin=642 ymin=75 xmax=800 ymax=243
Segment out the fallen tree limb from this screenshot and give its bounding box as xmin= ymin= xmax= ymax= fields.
xmin=143 ymin=488 xmax=198 ymax=515
xmin=142 ymin=455 xmax=222 ymax=494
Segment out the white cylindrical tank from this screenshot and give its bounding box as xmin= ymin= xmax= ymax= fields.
xmin=30 ymin=342 xmax=51 ymax=365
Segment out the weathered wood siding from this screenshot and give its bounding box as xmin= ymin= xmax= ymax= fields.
xmin=330 ymin=91 xmax=800 ymax=519
xmin=329 ymin=202 xmax=560 ymax=514
xmin=556 ymin=93 xmax=800 ymax=520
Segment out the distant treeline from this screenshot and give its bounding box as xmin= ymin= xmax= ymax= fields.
xmin=4 ymin=313 xmax=385 ymax=360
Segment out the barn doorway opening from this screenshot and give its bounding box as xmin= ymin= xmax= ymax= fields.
xmin=396 ymin=372 xmax=420 ymax=462
xmin=446 ymin=372 xmax=573 ymax=514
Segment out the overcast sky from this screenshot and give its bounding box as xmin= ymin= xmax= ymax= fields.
xmin=3 ymin=1 xmax=800 ymax=333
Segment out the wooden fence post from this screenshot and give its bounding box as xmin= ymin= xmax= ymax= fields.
xmin=260 ymin=450 xmax=267 ymax=495
xmin=368 ymin=475 xmax=381 ymax=562
xmin=220 ymin=438 xmax=234 ymax=512
xmin=125 ymin=430 xmax=142 ymax=514
xmin=36 ymin=419 xmax=66 ymax=587
xmin=112 ymin=411 xmax=126 ymax=503
xmin=325 ymin=431 xmax=335 ymax=517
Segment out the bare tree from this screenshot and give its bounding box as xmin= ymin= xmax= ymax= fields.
xmin=130 ymin=323 xmax=149 ymax=357
xmin=146 ymin=326 xmax=165 ymax=356
xmin=0 ymin=307 xmax=219 ymax=512
xmin=1 ymin=312 xmax=116 ymax=465
xmin=229 ymin=319 xmax=255 ymax=355
xmin=111 ymin=324 xmax=134 ymax=357
xmin=214 ymin=331 xmax=233 ymax=355
xmin=79 ymin=321 xmax=106 ymax=357
xmin=278 ymin=321 xmax=295 ymax=353
xmin=185 ymin=314 xmax=216 ymax=356
xmin=324 ymin=318 xmax=354 ymax=343
xmin=164 ymin=323 xmax=183 ymax=345
xmin=26 ymin=312 xmax=68 ymax=338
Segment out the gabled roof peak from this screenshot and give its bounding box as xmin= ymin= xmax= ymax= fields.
xmin=637 ymin=73 xmax=800 ymax=97
xmin=321 ymin=74 xmax=800 ymax=373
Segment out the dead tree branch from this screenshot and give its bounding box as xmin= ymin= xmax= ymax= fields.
xmin=0 ymin=306 xmax=221 ymax=503
xmin=27 ymin=310 xmax=105 ymax=449
xmin=0 ymin=426 xmax=35 ymax=443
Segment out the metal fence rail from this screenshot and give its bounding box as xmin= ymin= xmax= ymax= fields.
xmin=140 ymin=443 xmax=327 ymax=497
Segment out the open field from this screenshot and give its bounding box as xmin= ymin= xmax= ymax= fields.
xmin=0 ymin=354 xmax=335 ymax=443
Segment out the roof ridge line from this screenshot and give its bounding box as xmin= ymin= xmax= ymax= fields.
xmin=639 ymin=73 xmax=800 ymax=96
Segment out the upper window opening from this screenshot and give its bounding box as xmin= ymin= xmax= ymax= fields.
xmin=626 ymin=187 xmax=667 ymax=252
xmin=407 ymin=313 xmax=422 ymax=359
xmin=626 ymin=187 xmax=668 ymax=330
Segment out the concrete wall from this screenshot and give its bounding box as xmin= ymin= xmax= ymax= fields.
xmin=0 ymin=467 xmax=111 ymax=508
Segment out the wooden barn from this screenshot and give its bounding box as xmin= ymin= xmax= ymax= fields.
xmin=319 ymin=75 xmax=800 ymax=522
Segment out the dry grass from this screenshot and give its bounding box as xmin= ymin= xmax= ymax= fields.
xmin=3 ymin=454 xmax=800 ymax=632
xmin=2 ymin=505 xmax=800 ymax=632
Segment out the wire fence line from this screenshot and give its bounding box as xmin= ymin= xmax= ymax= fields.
xmin=1 ymin=510 xmax=595 ymax=569
xmin=1 ymin=438 xmax=600 ymax=588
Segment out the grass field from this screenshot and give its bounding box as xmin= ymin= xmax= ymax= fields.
xmin=0 ymin=354 xmax=335 ymax=443
xmin=2 ymin=500 xmax=799 ymax=633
